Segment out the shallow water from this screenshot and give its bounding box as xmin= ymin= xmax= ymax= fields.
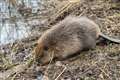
xmin=0 ymin=0 xmax=43 ymax=45
xmin=0 ymin=20 xmax=30 ymax=45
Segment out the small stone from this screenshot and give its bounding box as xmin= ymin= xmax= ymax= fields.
xmin=55 ymin=61 xmax=63 ymax=67
xmin=42 ymin=75 xmax=49 ymax=80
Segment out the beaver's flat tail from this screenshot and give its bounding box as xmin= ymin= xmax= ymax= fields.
xmin=100 ymin=33 xmax=120 ymax=44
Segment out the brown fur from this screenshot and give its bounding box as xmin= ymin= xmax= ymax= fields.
xmin=33 ymin=15 xmax=101 ymax=65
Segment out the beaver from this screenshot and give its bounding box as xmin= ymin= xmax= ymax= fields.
xmin=33 ymin=15 xmax=120 ymax=65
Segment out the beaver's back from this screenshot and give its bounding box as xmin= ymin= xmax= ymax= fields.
xmin=40 ymin=16 xmax=100 ymax=44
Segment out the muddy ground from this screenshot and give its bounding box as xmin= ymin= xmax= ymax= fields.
xmin=0 ymin=0 xmax=120 ymax=80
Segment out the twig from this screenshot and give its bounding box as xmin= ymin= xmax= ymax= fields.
xmin=99 ymin=68 xmax=111 ymax=80
xmin=11 ymin=73 xmax=18 ymax=80
xmin=55 ymin=66 xmax=66 ymax=80
xmin=44 ymin=51 xmax=54 ymax=75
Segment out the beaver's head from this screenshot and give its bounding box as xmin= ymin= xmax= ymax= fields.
xmin=33 ymin=40 xmax=56 ymax=65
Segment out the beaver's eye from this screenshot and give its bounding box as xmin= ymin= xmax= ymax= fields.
xmin=44 ymin=46 xmax=49 ymax=51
